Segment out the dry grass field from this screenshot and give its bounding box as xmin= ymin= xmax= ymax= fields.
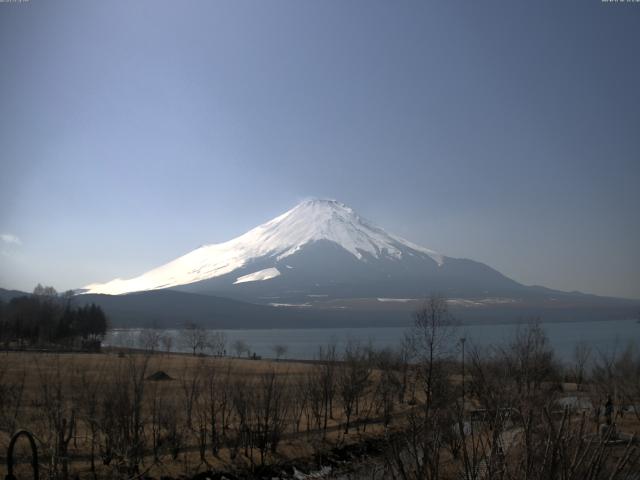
xmin=1 ymin=317 xmax=639 ymax=480
xmin=0 ymin=349 xmax=411 ymax=479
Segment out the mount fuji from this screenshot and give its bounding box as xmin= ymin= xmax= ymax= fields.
xmin=83 ymin=199 xmax=524 ymax=301
xmin=75 ymin=199 xmax=638 ymax=327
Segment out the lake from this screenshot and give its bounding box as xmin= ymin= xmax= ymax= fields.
xmin=104 ymin=318 xmax=640 ymax=363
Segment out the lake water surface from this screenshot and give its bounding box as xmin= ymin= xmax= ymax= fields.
xmin=105 ymin=318 xmax=639 ymax=363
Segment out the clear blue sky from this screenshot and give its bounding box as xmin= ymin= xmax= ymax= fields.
xmin=1 ymin=1 xmax=639 ymax=299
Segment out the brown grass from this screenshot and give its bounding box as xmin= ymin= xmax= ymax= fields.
xmin=0 ymin=350 xmax=406 ymax=479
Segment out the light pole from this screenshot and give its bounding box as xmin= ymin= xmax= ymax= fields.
xmin=460 ymin=337 xmax=466 ymax=416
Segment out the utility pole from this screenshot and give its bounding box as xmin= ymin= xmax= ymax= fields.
xmin=460 ymin=337 xmax=466 ymax=416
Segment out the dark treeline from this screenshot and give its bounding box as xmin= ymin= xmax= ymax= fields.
xmin=0 ymin=284 xmax=107 ymax=350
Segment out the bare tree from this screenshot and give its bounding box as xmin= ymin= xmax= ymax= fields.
xmin=0 ymin=360 xmax=26 ymax=436
xmin=615 ymin=342 xmax=640 ymax=421
xmin=572 ymin=340 xmax=592 ymax=389
xmin=148 ymin=380 xmax=164 ymax=462
xmin=193 ymin=370 xmax=210 ymax=468
xmin=383 ymin=295 xmax=456 ymax=480
xmin=317 ymin=343 xmax=337 ymax=433
xmin=373 ymin=348 xmax=403 ymax=427
xmin=202 ymin=359 xmax=221 ymax=455
xmin=216 ymin=362 xmax=235 ymax=446
xmin=252 ymin=369 xmax=290 ymax=464
xmin=230 ymin=376 xmax=251 ymax=460
xmin=338 ymin=340 xmax=372 ymax=434
xmin=592 ymin=342 xmax=640 ymax=424
xmin=180 ymin=323 xmax=209 ymax=356
xmin=151 ymin=392 xmax=183 ymax=461
xmin=138 ymin=328 xmax=161 ymax=353
xmin=410 ymin=295 xmax=456 ymax=407
xmin=501 ymin=321 xmax=558 ymax=396
xmin=272 ymin=344 xmax=288 ymax=360
xmin=461 ymin=342 xmax=639 ymax=480
xmin=305 ymin=367 xmax=325 ymax=432
xmin=208 ymin=331 xmax=227 ymax=357
xmin=99 ymin=353 xmax=150 ymax=475
xmin=290 ymin=377 xmax=308 ymax=433
xmin=35 ymin=355 xmax=76 ymax=480
xmin=160 ymin=333 xmax=173 ymax=355
xmin=77 ymin=362 xmax=106 ymax=480
xmin=179 ymin=359 xmax=204 ymax=432
xmin=232 ymin=339 xmax=249 ymax=358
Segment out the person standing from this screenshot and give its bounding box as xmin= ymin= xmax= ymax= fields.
xmin=605 ymin=396 xmax=613 ymax=425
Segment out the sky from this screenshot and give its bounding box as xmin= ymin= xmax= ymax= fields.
xmin=0 ymin=0 xmax=639 ymax=299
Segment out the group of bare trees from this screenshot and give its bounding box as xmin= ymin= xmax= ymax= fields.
xmin=136 ymin=327 xmax=294 ymax=362
xmin=381 ymin=296 xmax=640 ymax=480
xmin=0 ymin=336 xmax=418 ymax=479
xmin=1 ymin=296 xmax=639 ymax=479
xmin=0 ymin=343 xmax=408 ymax=479
xmin=0 ymin=360 xmax=24 ymax=437
xmin=177 ymin=324 xmax=227 ymax=357
xmin=135 ymin=324 xmax=228 ymax=357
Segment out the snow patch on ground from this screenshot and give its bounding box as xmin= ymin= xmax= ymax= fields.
xmin=377 ymin=298 xmax=415 ymax=303
xmin=447 ymin=299 xmax=483 ymax=307
xmin=268 ymin=302 xmax=312 ymax=308
xmin=447 ymin=297 xmax=518 ymax=307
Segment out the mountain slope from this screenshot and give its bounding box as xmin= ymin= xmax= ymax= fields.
xmin=75 ymin=290 xmax=423 ymax=328
xmin=0 ymin=287 xmax=29 ymax=302
xmin=76 ymin=289 xmax=640 ymax=329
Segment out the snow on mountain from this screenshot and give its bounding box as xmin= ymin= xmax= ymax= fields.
xmin=233 ymin=267 xmax=281 ymax=285
xmin=82 ymin=199 xmax=444 ymax=295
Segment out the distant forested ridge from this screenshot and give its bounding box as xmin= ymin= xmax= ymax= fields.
xmin=0 ymin=284 xmax=108 ymax=350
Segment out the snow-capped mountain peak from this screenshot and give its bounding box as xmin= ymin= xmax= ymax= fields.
xmin=247 ymin=198 xmax=440 ymax=262
xmin=82 ymin=199 xmax=444 ymax=295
